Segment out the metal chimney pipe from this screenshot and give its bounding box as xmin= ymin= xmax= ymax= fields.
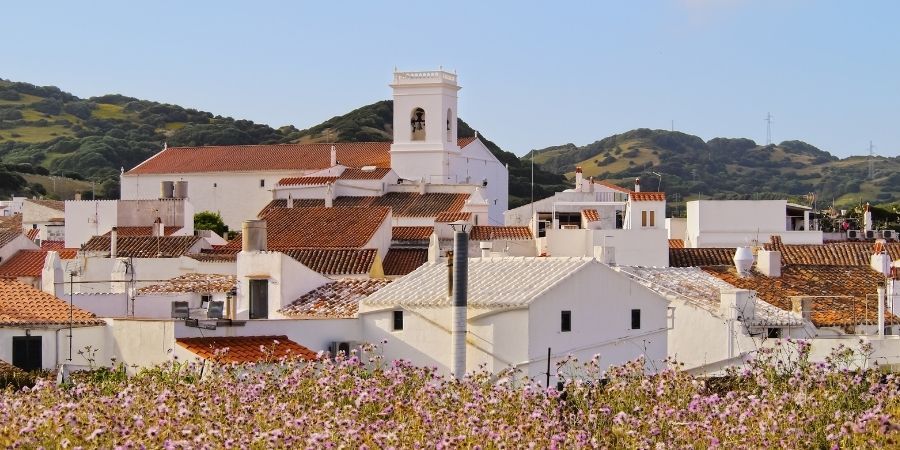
xmin=110 ymin=226 xmax=117 ymax=258
xmin=451 ymin=229 xmax=468 ymax=379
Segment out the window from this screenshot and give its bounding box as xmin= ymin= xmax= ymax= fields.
xmin=259 ymin=179 xmax=265 ymax=188
xmin=249 ymin=279 xmax=268 ymax=319
xmin=561 ymin=310 xmax=572 ymax=332
xmin=641 ymin=211 xmax=647 ymax=227
xmin=410 ymin=108 xmax=426 ymax=141
xmin=200 ymin=294 xmax=212 ymax=308
xmin=392 ymin=310 xmax=404 ymax=331
xmin=767 ymin=328 xmax=782 ymax=339
xmin=446 ymin=108 xmax=453 ymax=142
xmin=12 ymin=336 xmax=42 ymax=372
xmin=649 ymin=210 xmax=656 ymax=227
xmin=631 ymin=309 xmax=641 ymax=329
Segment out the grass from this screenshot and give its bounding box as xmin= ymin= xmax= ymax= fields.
xmin=162 ymin=121 xmax=185 ymax=131
xmin=0 ymin=93 xmax=42 ymax=106
xmin=20 ymin=174 xmax=92 ymax=200
xmin=92 ymin=103 xmax=127 ymax=120
xmin=0 ymin=125 xmax=73 ymax=143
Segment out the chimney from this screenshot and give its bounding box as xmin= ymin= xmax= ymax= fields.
xmin=575 ymin=167 xmax=583 ymax=192
xmin=480 ymin=241 xmax=492 ymax=258
xmin=152 ymin=217 xmax=164 ymax=237
xmin=791 ymin=297 xmax=813 ymax=322
xmin=110 ymin=226 xmax=118 ymax=258
xmin=756 ymin=249 xmax=781 ymax=277
xmin=720 ymin=289 xmax=754 ymax=322
xmin=878 ymin=283 xmax=886 ymax=337
xmin=41 ymin=251 xmax=64 ymax=298
xmin=325 ymin=183 xmax=334 ymax=208
xmin=330 ymin=145 xmax=337 ymax=167
xmin=733 ymin=246 xmax=754 ymax=277
xmin=864 ymin=203 xmax=873 ymax=232
xmin=241 ymin=220 xmax=267 ymax=252
xmin=588 ymin=176 xmax=595 ymax=193
xmin=450 ymin=228 xmax=468 ymax=379
xmin=871 ymin=240 xmax=891 ymax=276
xmin=419 ymin=178 xmax=427 ymax=195
xmin=287 ymin=194 xmax=294 ymax=209
xmin=427 ymin=232 xmax=440 ymax=264
xmin=74 ymin=191 xmax=82 ymax=201
xmin=634 ymin=178 xmax=641 ymax=192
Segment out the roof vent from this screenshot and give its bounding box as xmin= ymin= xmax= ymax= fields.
xmin=733 ymin=246 xmax=754 ymax=277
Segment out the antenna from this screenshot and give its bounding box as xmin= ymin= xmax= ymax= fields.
xmin=868 ymin=140 xmax=876 ymax=180
xmin=764 ymin=112 xmax=773 ymax=145
xmin=670 ymin=120 xmax=674 ymax=132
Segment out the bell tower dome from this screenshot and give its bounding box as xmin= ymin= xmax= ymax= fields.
xmin=390 ymin=69 xmax=461 ymax=184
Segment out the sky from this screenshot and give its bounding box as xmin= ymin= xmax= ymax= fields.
xmin=3 ymin=1 xmax=899 ymax=158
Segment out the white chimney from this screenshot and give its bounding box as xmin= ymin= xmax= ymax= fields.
xmin=287 ymin=194 xmax=294 ymax=209
xmin=871 ymin=241 xmax=891 ymax=276
xmin=110 ymin=226 xmax=118 ymax=258
xmin=325 ymin=183 xmax=334 ymax=208
xmin=588 ymin=176 xmax=595 ymax=193
xmin=575 ymin=167 xmax=583 ymax=192
xmin=330 ymin=145 xmax=337 ymax=167
xmin=756 ymin=249 xmax=781 ymax=277
xmin=480 ymin=241 xmax=492 ymax=258
xmin=634 ymin=178 xmax=641 ymax=192
xmin=419 ymin=178 xmax=427 ymax=195
xmin=152 ymin=218 xmax=164 ymax=237
xmin=791 ymin=297 xmax=813 ymax=322
xmin=733 ymin=246 xmax=754 ymax=277
xmin=41 ymin=251 xmax=64 ymax=298
xmin=864 ymin=203 xmax=873 ymax=232
xmin=74 ymin=192 xmax=82 ymax=201
xmin=427 ymin=232 xmax=440 ymax=264
xmin=241 ymin=220 xmax=267 ymax=252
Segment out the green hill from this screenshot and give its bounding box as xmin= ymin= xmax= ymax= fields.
xmin=0 ymin=79 xmax=566 ymax=206
xmin=526 ymin=128 xmax=900 ymax=209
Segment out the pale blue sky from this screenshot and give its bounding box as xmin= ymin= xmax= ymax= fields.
xmin=4 ymin=1 xmax=898 ymax=157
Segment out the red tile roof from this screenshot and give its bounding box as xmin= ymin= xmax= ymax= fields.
xmin=176 ymin=336 xmax=317 ymax=363
xmin=40 ymin=240 xmax=66 ymax=250
xmin=258 ymin=192 xmax=469 ymax=218
xmin=277 ymin=176 xmax=339 ymax=186
xmin=630 ymin=192 xmax=666 ymax=202
xmin=0 ymin=250 xmax=76 ymax=278
xmin=0 ymin=232 xmax=25 ymax=248
xmin=703 ymin=265 xmax=898 ymax=328
xmin=593 ymin=180 xmax=632 ymax=194
xmin=582 ymin=209 xmax=600 ymax=222
xmin=383 ymin=248 xmax=428 ymax=276
xmin=25 ymin=199 xmax=65 ymax=212
xmin=81 ymin=236 xmax=203 ymax=258
xmin=0 ymin=215 xmax=21 ymax=233
xmin=668 ymin=239 xmax=685 ymax=249
xmin=470 ymin=226 xmax=533 ymax=241
xmin=186 ymin=252 xmax=238 ymax=262
xmin=764 ymin=241 xmax=900 ymax=266
xmin=138 ymin=274 xmax=236 ymax=294
xmin=102 ymin=226 xmax=181 ymax=237
xmin=279 ymin=278 xmax=391 ymax=318
xmin=435 ymin=211 xmax=472 ymax=222
xmin=264 ymin=207 xmax=389 ymax=249
xmin=0 ymin=280 xmax=103 ymax=326
xmin=126 ymin=142 xmax=393 ymax=175
xmin=340 ymin=168 xmax=393 ymax=180
xmin=458 ymin=136 xmax=478 ymax=148
xmin=281 ymin=248 xmax=378 ymax=276
xmin=392 ymin=226 xmax=434 ymax=241
xmin=669 ymin=248 xmax=736 ymax=267
xmin=25 ymin=228 xmax=39 ymax=241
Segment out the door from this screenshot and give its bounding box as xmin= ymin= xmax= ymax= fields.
xmin=12 ymin=336 xmax=42 ymax=372
xmin=249 ymin=279 xmax=269 ymax=319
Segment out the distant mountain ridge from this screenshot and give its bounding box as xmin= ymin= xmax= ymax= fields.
xmin=526 ymin=128 xmax=899 ymax=207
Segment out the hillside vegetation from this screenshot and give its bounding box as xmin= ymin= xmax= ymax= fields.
xmin=527 ymin=128 xmax=900 ymax=208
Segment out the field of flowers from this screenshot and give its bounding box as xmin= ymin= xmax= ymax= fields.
xmin=1 ymin=340 xmax=898 ymax=448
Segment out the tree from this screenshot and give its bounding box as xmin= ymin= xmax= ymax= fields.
xmin=194 ymin=211 xmax=228 ymax=236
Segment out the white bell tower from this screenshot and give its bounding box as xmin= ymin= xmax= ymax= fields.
xmin=390 ymin=69 xmax=461 ymax=184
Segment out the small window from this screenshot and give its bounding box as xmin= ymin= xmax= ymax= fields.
xmin=631 ymin=309 xmax=641 ymax=329
xmin=649 ymin=210 xmax=656 ymax=227
xmin=259 ymin=179 xmax=265 ymax=188
xmin=392 ymin=310 xmax=404 ymax=331
xmin=767 ymin=327 xmax=782 ymax=339
xmin=561 ymin=310 xmax=571 ymax=332
xmin=200 ymin=294 xmax=212 ymax=308
xmin=12 ymin=336 xmax=42 ymax=372
xmin=641 ymin=211 xmax=647 ymax=227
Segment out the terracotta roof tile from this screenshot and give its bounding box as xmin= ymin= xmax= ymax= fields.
xmin=582 ymin=209 xmax=600 ymax=223
xmin=458 ymin=136 xmax=478 ymax=148
xmin=470 ymin=226 xmax=533 ymax=241
xmin=703 ymin=265 xmax=898 ymax=328
xmin=0 ymin=232 xmax=24 ymax=248
xmin=258 ymin=192 xmax=470 ymax=219
xmin=392 ymin=226 xmax=434 ymax=241
xmin=668 ymin=239 xmax=685 ymax=249
xmin=630 ymin=192 xmax=666 ymax=202
xmin=186 ymin=252 xmax=238 ymax=263
xmin=263 ymin=207 xmax=389 ymax=249
xmin=277 ymin=176 xmax=339 ymax=186
xmin=0 ymin=250 xmax=75 ymax=278
xmin=435 ymin=211 xmax=471 ymax=222
xmin=340 ymin=168 xmax=393 ymax=180
xmin=383 ymin=248 xmax=428 ymax=276
xmin=25 ymin=199 xmax=65 ymax=211
xmin=127 ymin=143 xmax=392 ymax=175
xmin=763 ymin=241 xmax=900 ymax=266
xmin=281 ymin=248 xmax=377 ymax=276
xmin=0 ymin=280 xmax=103 ymax=326
xmin=81 ymin=236 xmax=203 ymax=258
xmin=0 ymin=215 xmax=21 ymax=233
xmin=176 ymin=335 xmax=317 ymax=363
xmin=669 ymin=247 xmax=736 ymax=267
xmin=138 ymin=273 xmax=236 ymax=294
xmin=40 ymin=240 xmax=66 ymax=250
xmin=279 ymin=278 xmax=391 ymax=318
xmin=25 ymin=228 xmax=39 ymax=241
xmin=102 ymin=226 xmax=181 ymax=237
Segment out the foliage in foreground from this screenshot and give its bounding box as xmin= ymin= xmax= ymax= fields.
xmin=1 ymin=341 xmax=898 ymax=448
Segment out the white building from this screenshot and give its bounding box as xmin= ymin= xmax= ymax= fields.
xmin=120 ymin=69 xmax=508 ymax=228
xmin=359 ymin=256 xmax=670 ymax=382
xmin=21 ymin=199 xmax=66 ymax=243
xmin=682 ymin=200 xmax=822 ymax=248
xmin=64 ymin=198 xmax=195 ymax=248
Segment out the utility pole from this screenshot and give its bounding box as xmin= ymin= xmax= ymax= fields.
xmin=764 ymin=112 xmax=773 ymax=145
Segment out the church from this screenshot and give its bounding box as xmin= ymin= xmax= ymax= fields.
xmin=120 ymin=70 xmax=509 ymax=228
